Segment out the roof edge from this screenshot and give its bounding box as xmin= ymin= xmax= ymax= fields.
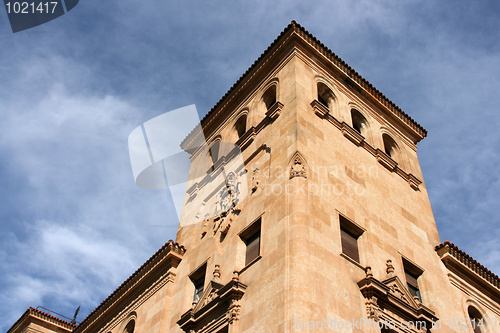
xmin=74 ymin=240 xmax=186 ymax=332
xmin=182 ymin=20 xmax=427 ymax=149
xmin=436 ymin=240 xmax=500 ymax=289
xmin=7 ymin=307 xmax=76 ymax=333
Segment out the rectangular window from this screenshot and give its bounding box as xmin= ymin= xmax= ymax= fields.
xmin=403 ymin=258 xmax=423 ymax=303
xmin=245 ymin=230 xmax=260 ymax=265
xmin=339 ymin=215 xmax=364 ymax=263
xmin=190 ymin=263 xmax=207 ymax=303
xmin=341 ymin=228 xmax=360 ymax=262
xmin=240 ymin=218 xmax=262 ymax=266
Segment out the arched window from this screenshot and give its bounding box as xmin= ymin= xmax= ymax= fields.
xmin=382 ymin=133 xmax=398 ymax=161
xmin=262 ymin=85 xmax=277 ymax=110
xmin=351 ymin=109 xmax=369 ymax=138
xmin=209 ymin=140 xmax=221 ymax=164
xmin=468 ymin=306 xmax=484 ymax=333
xmin=317 ymin=82 xmax=335 ymax=110
xmin=234 ymin=114 xmax=247 ymax=139
xmin=124 ymin=319 xmax=135 ymax=333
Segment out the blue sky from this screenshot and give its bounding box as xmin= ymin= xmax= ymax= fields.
xmin=1 ymin=0 xmax=499 ymax=329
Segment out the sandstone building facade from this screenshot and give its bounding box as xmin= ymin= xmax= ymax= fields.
xmin=8 ymin=21 xmax=499 ymax=333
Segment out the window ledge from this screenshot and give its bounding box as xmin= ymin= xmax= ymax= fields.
xmin=239 ymin=255 xmax=262 ymax=275
xmin=341 ymin=253 xmax=365 ymax=271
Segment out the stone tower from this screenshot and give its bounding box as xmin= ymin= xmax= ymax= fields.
xmin=8 ymin=21 xmax=499 ymax=333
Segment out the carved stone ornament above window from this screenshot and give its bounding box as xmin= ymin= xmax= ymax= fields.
xmin=290 ymin=152 xmax=307 ymax=179
xmin=358 ymin=266 xmax=438 ymax=330
xmin=178 ymin=271 xmax=247 ymax=333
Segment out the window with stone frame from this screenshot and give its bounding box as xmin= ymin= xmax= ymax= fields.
xmin=468 ymin=306 xmax=484 ymax=333
xmin=339 ymin=215 xmax=364 ymax=263
xmin=190 ymin=263 xmax=207 ymax=303
xmin=382 ymin=133 xmax=398 ymax=161
xmin=262 ymin=85 xmax=277 ymax=111
xmin=351 ymin=109 xmax=369 ymax=138
xmin=402 ymin=257 xmax=423 ymax=303
xmin=124 ymin=319 xmax=135 ymax=333
xmin=234 ymin=114 xmax=247 ymax=139
xmin=317 ymin=82 xmax=335 ymax=110
xmin=240 ymin=218 xmax=261 ymax=266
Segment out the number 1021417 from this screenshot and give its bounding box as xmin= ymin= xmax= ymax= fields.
xmin=5 ymin=2 xmax=59 ymax=14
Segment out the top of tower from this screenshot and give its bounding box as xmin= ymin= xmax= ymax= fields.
xmin=183 ymin=21 xmax=427 ymax=149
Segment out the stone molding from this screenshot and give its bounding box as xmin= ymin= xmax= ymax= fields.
xmin=178 ymin=271 xmax=247 ymax=333
xmin=265 ymin=101 xmax=283 ymax=120
xmin=358 ymin=266 xmax=438 ymax=328
xmin=436 ymin=241 xmax=500 ymax=305
xmin=436 ymin=241 xmax=499 ymax=289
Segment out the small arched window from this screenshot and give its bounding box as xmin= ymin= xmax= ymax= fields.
xmin=234 ymin=114 xmax=247 ymax=139
xmin=317 ymin=82 xmax=335 ymax=110
xmin=124 ymin=319 xmax=135 ymax=333
xmin=209 ymin=140 xmax=221 ymax=164
xmin=468 ymin=306 xmax=484 ymax=333
xmin=382 ymin=133 xmax=398 ymax=161
xmin=351 ymin=109 xmax=369 ymax=137
xmin=262 ymin=85 xmax=277 ymax=110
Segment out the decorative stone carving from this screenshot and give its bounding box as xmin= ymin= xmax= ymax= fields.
xmin=201 ymin=207 xmax=240 ymax=240
xmin=251 ymin=168 xmax=260 ymax=192
xmin=214 ymin=171 xmax=241 ymax=216
xmin=220 ymin=216 xmax=232 ymax=235
xmin=201 ymin=219 xmax=209 ymax=238
xmin=358 ymin=263 xmax=439 ymax=330
xmin=390 ymin=283 xmax=408 ymax=302
xmin=386 ymin=259 xmax=395 ymax=277
xmin=290 ymin=152 xmax=307 ymax=179
xmin=365 ymin=296 xmax=380 ymax=321
xmin=365 ymin=266 xmax=373 ymax=278
xmin=213 ymin=265 xmax=221 ymax=281
xmin=178 ymin=273 xmax=247 ymax=333
xmin=203 ymin=289 xmax=217 ymax=307
xmin=227 ymin=297 xmax=241 ymax=324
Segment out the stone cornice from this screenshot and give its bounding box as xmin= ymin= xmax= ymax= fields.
xmin=7 ymin=307 xmax=76 ymax=333
xmin=436 ymin=241 xmax=500 ymax=302
xmin=74 ymin=240 xmax=186 ymax=333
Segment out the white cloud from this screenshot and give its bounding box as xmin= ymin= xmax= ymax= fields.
xmin=0 ymin=54 xmax=179 ymax=329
